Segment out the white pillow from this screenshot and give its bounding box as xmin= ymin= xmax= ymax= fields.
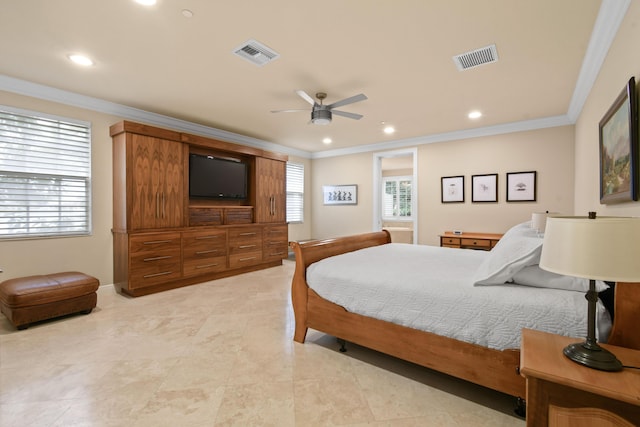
xmin=511 ymin=265 xmax=610 ymax=292
xmin=473 ymin=222 xmax=543 ymax=286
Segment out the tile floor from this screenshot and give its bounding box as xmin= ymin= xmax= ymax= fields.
xmin=0 ymin=260 xmax=524 ymax=426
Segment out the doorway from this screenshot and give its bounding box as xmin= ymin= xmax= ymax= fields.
xmin=373 ymin=148 xmax=418 ymax=244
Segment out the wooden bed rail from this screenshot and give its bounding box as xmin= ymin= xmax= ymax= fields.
xmin=607 ymin=282 xmax=640 ymax=350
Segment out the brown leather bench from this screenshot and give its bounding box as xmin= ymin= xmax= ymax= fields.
xmin=0 ymin=272 xmax=99 ymax=330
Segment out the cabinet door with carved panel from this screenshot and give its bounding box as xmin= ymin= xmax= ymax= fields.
xmin=130 ymin=134 xmax=184 ymax=230
xmin=255 ymin=157 xmax=286 ymax=223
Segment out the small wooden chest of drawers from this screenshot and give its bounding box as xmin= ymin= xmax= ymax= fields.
xmin=439 ymin=231 xmax=502 ymax=251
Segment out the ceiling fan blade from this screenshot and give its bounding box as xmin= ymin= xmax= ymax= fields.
xmin=332 ymin=110 xmax=363 ymax=120
xmin=271 ymin=109 xmax=307 ymax=113
xmin=295 ymin=90 xmax=316 ymax=106
xmin=327 ymin=93 xmax=367 ymax=109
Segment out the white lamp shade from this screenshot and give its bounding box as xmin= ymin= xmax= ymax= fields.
xmin=531 ymin=212 xmax=558 ymax=233
xmin=540 ymin=216 xmax=640 ymax=282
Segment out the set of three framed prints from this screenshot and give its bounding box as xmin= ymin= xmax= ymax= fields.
xmin=441 ymin=171 xmax=536 ymax=204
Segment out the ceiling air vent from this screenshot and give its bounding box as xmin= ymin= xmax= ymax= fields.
xmin=453 ymin=44 xmax=498 ymax=71
xmin=233 ymin=39 xmax=279 ymax=67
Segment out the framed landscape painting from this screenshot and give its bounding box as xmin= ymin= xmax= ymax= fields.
xmin=599 ymin=77 xmax=638 ymax=204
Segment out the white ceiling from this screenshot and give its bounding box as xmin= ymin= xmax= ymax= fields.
xmin=0 ymin=1 xmax=627 ymax=157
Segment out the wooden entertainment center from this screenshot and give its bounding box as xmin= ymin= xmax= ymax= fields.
xmin=110 ymin=121 xmax=288 ymax=296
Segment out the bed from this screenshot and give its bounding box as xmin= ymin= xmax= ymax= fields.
xmin=289 ymin=223 xmax=640 ymax=399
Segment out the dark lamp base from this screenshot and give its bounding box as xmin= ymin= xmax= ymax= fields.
xmin=563 ymin=341 xmax=623 ymax=371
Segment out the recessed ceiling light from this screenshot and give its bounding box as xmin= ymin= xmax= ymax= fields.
xmin=181 ymin=9 xmax=193 ymax=18
xmin=67 ymin=54 xmax=94 ymax=66
xmin=134 ymin=0 xmax=157 ymax=5
xmin=322 ymin=138 xmax=332 ymax=144
xmin=468 ymin=110 xmax=482 ymax=119
xmin=383 ymin=126 xmax=395 ymax=134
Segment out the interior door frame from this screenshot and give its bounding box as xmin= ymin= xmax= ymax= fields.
xmin=372 ymin=148 xmax=418 ymax=244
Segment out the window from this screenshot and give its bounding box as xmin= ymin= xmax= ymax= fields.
xmin=286 ymin=162 xmax=304 ymax=223
xmin=382 ymin=176 xmax=412 ymax=220
xmin=0 ymin=106 xmax=91 ymax=239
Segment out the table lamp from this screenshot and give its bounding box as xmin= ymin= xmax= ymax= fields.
xmin=539 ymin=212 xmax=640 ymax=371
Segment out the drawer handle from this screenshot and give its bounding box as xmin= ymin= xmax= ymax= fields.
xmin=143 ymin=240 xmax=172 ymax=245
xmin=144 ymin=240 xmax=173 ymax=245
xmin=143 ymin=271 xmax=172 ymax=278
xmin=196 ymin=263 xmax=219 ymax=269
xmin=195 ymin=235 xmax=220 ymax=240
xmin=270 ymin=251 xmax=286 ymax=256
xmin=239 ymin=232 xmax=257 ymax=236
xmin=143 ymin=255 xmax=173 ymax=262
xmin=239 ymin=244 xmax=256 ymax=249
xmin=268 ymin=241 xmax=283 ymax=246
xmin=196 ymin=250 xmax=219 ymax=255
xmin=239 ymin=256 xmax=257 ymax=262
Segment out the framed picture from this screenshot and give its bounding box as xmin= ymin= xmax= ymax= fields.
xmin=599 ymin=77 xmax=638 ymax=204
xmin=323 ymin=184 xmax=357 ymax=205
xmin=441 ymin=175 xmax=464 ymax=203
xmin=506 ymin=171 xmax=537 ymax=202
xmin=471 ymin=174 xmax=498 ymax=202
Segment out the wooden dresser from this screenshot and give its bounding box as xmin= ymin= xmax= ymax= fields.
xmin=439 ymin=231 xmax=502 ymax=251
xmin=520 ymin=329 xmax=640 ymax=427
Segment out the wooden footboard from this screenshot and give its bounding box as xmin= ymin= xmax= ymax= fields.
xmin=289 ymin=231 xmax=640 ymax=399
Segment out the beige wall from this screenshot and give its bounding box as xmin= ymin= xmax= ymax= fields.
xmin=311 ymin=153 xmax=374 ymax=239
xmin=310 ymin=126 xmax=575 ymax=245
xmin=575 ymin=0 xmax=640 ymax=217
xmin=0 ymin=91 xmax=119 ymax=285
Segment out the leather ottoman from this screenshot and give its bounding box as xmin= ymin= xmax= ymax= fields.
xmin=0 ymin=272 xmax=99 ymax=330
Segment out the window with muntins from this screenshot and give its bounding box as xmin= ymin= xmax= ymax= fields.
xmin=0 ymin=106 xmax=91 ymax=239
xmin=382 ymin=176 xmax=412 ymax=220
xmin=286 ymin=162 xmax=304 ymax=223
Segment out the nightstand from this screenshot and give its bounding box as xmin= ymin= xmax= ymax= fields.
xmin=520 ymin=329 xmax=640 ymax=426
xmin=439 ymin=231 xmax=502 ymax=251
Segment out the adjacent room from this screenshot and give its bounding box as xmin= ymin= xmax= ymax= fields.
xmin=1 ymin=1 xmax=640 ymax=425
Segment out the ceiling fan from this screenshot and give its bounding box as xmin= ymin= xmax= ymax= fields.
xmin=271 ymin=90 xmax=367 ymax=125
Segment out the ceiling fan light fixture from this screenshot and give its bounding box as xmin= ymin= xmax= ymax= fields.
xmin=311 ymin=109 xmax=331 ymax=125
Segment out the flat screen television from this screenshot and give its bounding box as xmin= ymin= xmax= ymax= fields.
xmin=189 ymin=153 xmax=248 ymax=200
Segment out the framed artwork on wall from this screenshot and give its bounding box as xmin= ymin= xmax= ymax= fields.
xmin=323 ymin=184 xmax=358 ymax=205
xmin=472 ymin=174 xmax=498 ymax=202
xmin=506 ymin=171 xmax=537 ymax=202
xmin=441 ymin=175 xmax=464 ymax=203
xmin=599 ymin=76 xmax=638 ymax=204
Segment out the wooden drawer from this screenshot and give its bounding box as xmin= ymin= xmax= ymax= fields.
xmin=129 ymin=232 xmax=182 ymax=288
xmin=130 ymin=232 xmax=182 ymax=255
xmin=461 ymin=238 xmax=490 ymax=249
xmin=263 ymin=224 xmax=288 ymax=261
xmin=440 ymin=236 xmax=460 ymax=246
xmin=182 ymin=229 xmax=227 ymax=257
xmin=189 ymin=207 xmax=223 ymax=226
xmin=229 ymin=250 xmax=263 ymax=268
xmin=182 ymin=229 xmax=228 ymax=277
xmin=183 ymin=255 xmax=227 ymax=276
xmin=225 ymin=207 xmax=253 ymax=224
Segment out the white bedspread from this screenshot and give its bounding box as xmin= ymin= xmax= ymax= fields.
xmin=306 ymin=243 xmax=611 ymax=350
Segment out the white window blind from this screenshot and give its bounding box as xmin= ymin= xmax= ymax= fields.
xmin=0 ymin=106 xmax=91 ymax=239
xmin=382 ymin=176 xmax=412 ymax=220
xmin=286 ymin=162 xmax=304 ymax=223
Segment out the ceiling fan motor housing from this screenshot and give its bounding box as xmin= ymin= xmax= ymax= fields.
xmin=311 ymin=109 xmax=331 ymax=125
